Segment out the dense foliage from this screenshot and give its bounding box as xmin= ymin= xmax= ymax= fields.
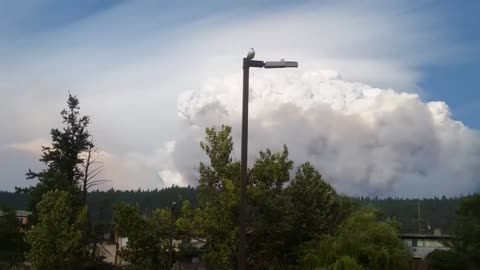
xmin=87 ymin=186 xmax=197 ymax=223
xmin=188 ymin=125 xmax=411 ymax=269
xmin=426 ymin=194 xmax=480 ymax=269
xmin=354 ymin=196 xmax=461 ymax=234
xmin=454 ymin=194 xmax=480 ymax=266
xmin=0 ymin=190 xmax=466 ymax=234
xmin=26 ymin=191 xmax=86 ymax=270
xmin=0 ymin=209 xmax=28 ymax=268
xmin=194 ymin=125 xmax=242 ymax=269
xmin=301 ymin=208 xmax=410 ymax=270
xmin=113 ymin=203 xmax=173 ymax=270
xmin=0 ymin=192 xmax=27 ymax=210
xmin=425 ymin=249 xmax=467 ymax=270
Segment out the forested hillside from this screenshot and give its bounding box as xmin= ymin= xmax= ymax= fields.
xmin=0 ymin=186 xmax=197 ymax=223
xmin=87 ymin=186 xmax=197 ymax=223
xmin=354 ymin=196 xmax=461 ymax=234
xmin=0 ymin=188 xmax=467 ymax=234
xmin=0 ymin=191 xmax=27 ymax=209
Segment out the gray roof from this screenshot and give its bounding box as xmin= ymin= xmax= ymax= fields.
xmin=400 ymin=233 xmax=454 ymax=239
xmin=0 ymin=210 xmax=32 ymax=217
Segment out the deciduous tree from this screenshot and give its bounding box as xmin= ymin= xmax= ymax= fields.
xmin=196 ymin=125 xmax=240 ymax=270
xmin=300 ymin=208 xmax=410 ymax=270
xmin=247 ymin=146 xmax=294 ymax=268
xmin=113 ymin=202 xmax=172 ymax=270
xmin=454 ymin=194 xmax=480 ymax=266
xmin=26 ymin=190 xmax=85 ymax=270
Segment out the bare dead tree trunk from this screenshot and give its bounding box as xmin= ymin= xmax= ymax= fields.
xmin=80 ymin=140 xmax=110 ymax=205
xmin=80 ymin=139 xmax=111 ymax=259
xmin=82 ymin=145 xmax=92 ymax=205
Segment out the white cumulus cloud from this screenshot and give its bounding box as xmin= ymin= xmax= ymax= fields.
xmin=171 ymin=70 xmax=480 ymax=197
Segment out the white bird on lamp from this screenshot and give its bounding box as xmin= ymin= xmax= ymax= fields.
xmin=247 ymin=48 xmax=255 ymax=59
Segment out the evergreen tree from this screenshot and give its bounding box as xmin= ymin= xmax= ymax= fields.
xmin=20 ymin=94 xmax=92 ymax=212
xmin=16 ymin=94 xmax=97 ymax=267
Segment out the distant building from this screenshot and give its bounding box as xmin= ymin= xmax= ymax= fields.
xmin=96 ymin=231 xmax=207 ymax=269
xmin=400 ymin=232 xmax=453 ymax=259
xmin=176 ymin=238 xmax=206 ymax=270
xmin=0 ymin=210 xmax=32 ymax=225
xmin=91 ymin=221 xmax=207 ymax=268
xmin=400 ymin=231 xmax=454 ymax=270
xmin=95 ymin=231 xmax=128 ymax=265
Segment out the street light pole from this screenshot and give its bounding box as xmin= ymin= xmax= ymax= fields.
xmin=238 ymin=49 xmax=298 ymax=270
xmin=238 ymin=57 xmax=250 ymax=270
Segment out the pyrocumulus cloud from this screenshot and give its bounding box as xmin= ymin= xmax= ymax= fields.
xmin=168 ymin=70 xmax=480 ymax=197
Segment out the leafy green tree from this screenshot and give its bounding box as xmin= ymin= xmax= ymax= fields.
xmin=425 ymin=249 xmax=467 ymax=270
xmin=247 ymin=146 xmax=294 ymax=269
xmin=26 ymin=190 xmax=85 ymax=270
xmin=184 ymin=125 xmax=412 ymax=269
xmin=175 ymin=200 xmax=204 ymax=249
xmin=301 ymin=255 xmax=364 ymax=270
xmin=287 ymin=162 xmax=338 ymax=239
xmin=454 ymin=194 xmax=480 ymax=267
xmin=300 ymin=208 xmax=410 ymax=270
xmin=428 ymin=194 xmax=480 ymax=270
xmin=195 ymin=125 xmax=240 ymax=270
xmin=194 ymin=125 xmax=354 ymax=269
xmin=248 ymin=162 xmax=341 ymax=269
xmin=113 ymin=202 xmax=172 ymax=270
xmin=352 ymin=196 xmax=461 ymax=234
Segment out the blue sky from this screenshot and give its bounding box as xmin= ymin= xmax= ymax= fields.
xmin=1 ymin=0 xmax=479 ymax=196
xmin=416 ymin=1 xmax=480 ymax=128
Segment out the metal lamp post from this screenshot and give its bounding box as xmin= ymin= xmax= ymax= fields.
xmin=238 ymin=49 xmax=298 ymax=270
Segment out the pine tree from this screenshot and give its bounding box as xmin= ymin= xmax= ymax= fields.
xmin=20 ymin=94 xmax=92 ymax=212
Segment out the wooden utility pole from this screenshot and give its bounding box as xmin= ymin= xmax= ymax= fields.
xmin=417 ymin=200 xmax=421 ymax=234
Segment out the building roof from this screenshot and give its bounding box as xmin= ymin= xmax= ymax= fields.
xmin=399 ymin=233 xmax=454 ymax=240
xmin=0 ymin=210 xmax=32 ymax=217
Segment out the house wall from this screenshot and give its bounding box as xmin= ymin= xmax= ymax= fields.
xmin=97 ymin=243 xmax=118 ymax=264
xmin=403 ymin=238 xmax=449 ymax=259
xmin=16 ymin=216 xmax=28 ymax=225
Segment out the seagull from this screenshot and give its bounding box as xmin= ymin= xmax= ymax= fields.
xmin=247 ymin=48 xmax=255 ymax=59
